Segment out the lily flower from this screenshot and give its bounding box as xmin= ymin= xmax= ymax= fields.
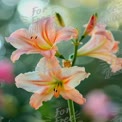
xmin=77 ymin=24 xmax=121 ymax=72
xmin=15 ymin=57 xmax=90 ymax=109
xmin=5 ymin=17 xmax=78 ymax=62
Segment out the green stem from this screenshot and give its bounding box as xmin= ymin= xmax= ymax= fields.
xmin=67 ymin=40 xmax=78 ymax=122
xmin=55 ymin=51 xmax=65 ymax=59
xmin=67 ymin=100 xmax=76 ymax=122
xmin=67 ymin=35 xmax=86 ymax=122
xmin=72 ymin=39 xmax=79 ymax=66
xmin=79 ymin=35 xmax=85 ymax=42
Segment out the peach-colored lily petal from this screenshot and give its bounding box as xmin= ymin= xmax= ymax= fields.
xmin=61 ymin=66 xmax=90 ymax=88
xmin=6 ymin=17 xmax=78 ymax=62
xmin=61 ymin=88 xmax=86 ymax=105
xmin=11 ymin=48 xmax=40 ymax=63
xmin=39 ymin=46 xmax=57 ymax=58
xmin=15 ymin=71 xmax=50 ymax=94
xmin=55 ymin=27 xmax=78 ymax=43
xmin=30 ymin=92 xmax=53 ymax=110
xmin=110 ymin=58 xmax=122 ymax=73
xmin=35 ymin=56 xmax=61 ymax=76
xmin=89 ymin=23 xmax=106 ymax=36
xmin=5 ymin=29 xmax=32 ymax=49
xmin=78 ymin=24 xmax=120 ymax=72
xmin=29 ymin=17 xmax=56 ymax=45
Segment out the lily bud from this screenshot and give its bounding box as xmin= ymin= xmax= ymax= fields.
xmin=55 ymin=12 xmax=65 ymax=27
xmin=83 ymin=13 xmax=98 ymax=36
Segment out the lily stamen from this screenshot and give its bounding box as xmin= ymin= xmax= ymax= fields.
xmin=35 ymin=36 xmax=37 ymax=39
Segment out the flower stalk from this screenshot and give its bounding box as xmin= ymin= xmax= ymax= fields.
xmin=67 ymin=35 xmax=86 ymax=122
xmin=67 ymin=100 xmax=76 ymax=122
xmin=55 ymin=51 xmax=65 ymax=59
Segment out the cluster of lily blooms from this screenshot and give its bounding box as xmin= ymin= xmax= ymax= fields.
xmin=5 ymin=14 xmax=122 ymax=110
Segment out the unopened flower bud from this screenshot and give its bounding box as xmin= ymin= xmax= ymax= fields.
xmin=55 ymin=12 xmax=65 ymax=27
xmin=83 ymin=13 xmax=98 ymax=36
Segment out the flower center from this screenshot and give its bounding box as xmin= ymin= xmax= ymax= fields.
xmin=30 ymin=35 xmax=51 ymax=50
xmin=53 ymin=81 xmax=63 ymax=98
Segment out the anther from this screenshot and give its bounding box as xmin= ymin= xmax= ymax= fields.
xmin=35 ymin=36 xmax=37 ymax=39
xmin=54 ymin=88 xmax=55 ymax=91
xmin=30 ymin=36 xmax=33 ymax=39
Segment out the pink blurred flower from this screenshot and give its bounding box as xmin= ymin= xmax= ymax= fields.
xmin=77 ymin=24 xmax=121 ymax=72
xmin=83 ymin=90 xmax=119 ymax=122
xmin=15 ymin=57 xmax=90 ymax=109
xmin=0 ymin=59 xmax=14 ymax=83
xmin=5 ymin=17 xmax=78 ymax=62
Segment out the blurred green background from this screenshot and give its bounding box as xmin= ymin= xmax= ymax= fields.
xmin=0 ymin=0 xmax=122 ymax=122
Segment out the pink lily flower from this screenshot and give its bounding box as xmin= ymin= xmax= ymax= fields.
xmin=77 ymin=24 xmax=121 ymax=72
xmin=15 ymin=57 xmax=90 ymax=109
xmin=5 ymin=17 xmax=78 ymax=62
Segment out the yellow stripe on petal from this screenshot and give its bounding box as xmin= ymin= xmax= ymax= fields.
xmin=77 ymin=38 xmax=107 ymax=56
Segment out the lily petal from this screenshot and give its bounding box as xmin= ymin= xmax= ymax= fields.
xmin=110 ymin=58 xmax=122 ymax=73
xmin=61 ymin=66 xmax=90 ymax=88
xmin=55 ymin=27 xmax=78 ymax=43
xmin=78 ymin=32 xmax=119 ymax=56
xmin=42 ymin=17 xmax=56 ymax=44
xmin=5 ymin=29 xmax=32 ymax=49
xmin=36 ymin=57 xmax=61 ymax=76
xmin=61 ymin=88 xmax=86 ymax=105
xmin=30 ymin=17 xmax=56 ymax=45
xmin=11 ymin=48 xmax=40 ymax=63
xmin=15 ymin=71 xmax=50 ymax=93
xmin=40 ymin=46 xmax=57 ymax=58
xmin=30 ymin=92 xmax=53 ymax=110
